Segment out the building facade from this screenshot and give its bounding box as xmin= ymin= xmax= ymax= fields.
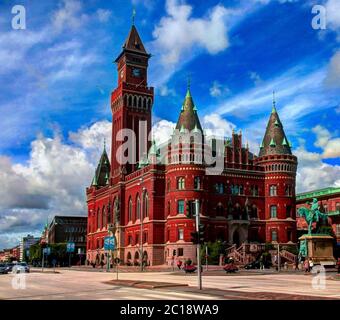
xmin=296 ymin=187 xmax=340 ymax=243
xmin=19 ymin=234 xmax=40 ymax=262
xmin=86 ymin=23 xmax=298 ymax=266
xmin=48 ymin=216 xmax=87 ymax=256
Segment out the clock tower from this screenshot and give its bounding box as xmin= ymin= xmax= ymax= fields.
xmin=110 ymin=24 xmax=154 ymax=184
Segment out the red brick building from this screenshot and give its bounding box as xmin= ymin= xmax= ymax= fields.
xmin=86 ymin=24 xmax=297 ymax=266
xmin=296 ymin=187 xmax=340 ymax=243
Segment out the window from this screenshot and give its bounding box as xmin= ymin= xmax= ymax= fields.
xmin=128 ymin=236 xmax=132 ymax=245
xmin=167 ymin=201 xmax=171 ymax=216
xmin=270 ymin=185 xmax=277 ymax=196
xmin=143 ymin=192 xmax=149 ymax=218
xmin=287 ymin=230 xmax=292 ymax=242
xmin=285 ymin=185 xmax=292 ymax=196
xmin=143 ymin=232 xmax=148 ymax=243
xmin=135 ymin=234 xmax=139 ymax=244
xmin=167 ymin=179 xmax=171 ymax=192
xmin=336 ymin=203 xmax=340 ymax=213
xmin=128 ymin=198 xmax=133 ymax=222
xmin=194 ymin=177 xmax=201 ymax=190
xmin=177 ymin=200 xmax=185 ymax=214
xmin=271 ymin=230 xmax=278 ymax=241
xmin=239 ymin=185 xmax=244 ymax=195
xmin=136 ymin=195 xmax=141 ymax=220
xmin=177 ymin=177 xmax=185 ymax=190
xmin=102 ymin=206 xmax=106 ymax=227
xmin=231 ymin=185 xmax=239 ymax=195
xmin=215 ymin=183 xmax=224 ymax=194
xmin=178 ymin=229 xmax=184 ymax=240
xmin=172 ymin=249 xmax=177 ymax=257
xmin=286 ymin=205 xmax=291 ymax=218
xmin=251 ymin=185 xmax=259 ymax=196
xmin=107 ymin=203 xmax=112 ymax=224
xmin=97 ymin=208 xmax=101 ymax=229
xmin=323 ymin=205 xmax=328 ymax=213
xmin=178 ymin=248 xmax=184 ymax=256
xmin=270 ymin=205 xmax=277 ymax=218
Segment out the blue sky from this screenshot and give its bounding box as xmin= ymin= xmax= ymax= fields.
xmin=0 ymin=0 xmax=339 ymax=249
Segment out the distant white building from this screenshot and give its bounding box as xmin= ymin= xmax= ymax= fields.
xmin=20 ymin=235 xmax=40 ymax=261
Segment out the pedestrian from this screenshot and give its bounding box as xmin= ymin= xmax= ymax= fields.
xmin=259 ymin=255 xmax=264 ymax=270
xmin=100 ymin=260 xmax=104 ymax=269
xmin=304 ymin=259 xmax=309 ymax=273
xmin=295 ymin=255 xmax=299 ymax=271
xmin=177 ymin=259 xmax=182 ymax=270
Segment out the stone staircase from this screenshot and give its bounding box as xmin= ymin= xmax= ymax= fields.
xmin=226 ymin=244 xmax=256 ymax=265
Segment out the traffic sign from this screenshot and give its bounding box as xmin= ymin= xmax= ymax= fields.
xmin=104 ymin=236 xmax=115 ymax=251
xmin=67 ymin=242 xmax=75 ymax=253
xmin=43 ymin=247 xmax=51 ymax=255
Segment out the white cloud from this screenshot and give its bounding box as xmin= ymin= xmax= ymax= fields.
xmin=325 ymin=0 xmax=340 ymax=31
xmin=202 ymin=113 xmax=235 ymax=138
xmin=152 ymin=119 xmax=176 ymax=145
xmin=324 ymin=50 xmax=340 ymax=88
xmin=51 ymin=0 xmax=89 ymax=33
xmin=0 ymin=121 xmax=113 ymax=249
xmin=152 ymin=0 xmax=229 ymax=66
xmin=294 ymin=145 xmax=340 ymax=192
xmin=96 ymin=9 xmax=112 ymax=23
xmin=209 ymin=81 xmax=231 ymax=97
xmin=158 ymin=85 xmax=176 ymax=97
xmin=249 ymin=71 xmax=262 ymax=86
xmin=312 ymin=125 xmax=340 ymax=159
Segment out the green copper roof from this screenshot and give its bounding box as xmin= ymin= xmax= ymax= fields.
xmin=269 ymin=138 xmax=276 ymax=147
xmin=149 ymin=140 xmax=158 ymax=155
xmin=274 ymin=119 xmax=279 ymax=126
xmin=282 ymin=137 xmax=288 ymax=146
xmin=260 ymin=140 xmax=264 ymax=148
xmin=91 ymin=145 xmax=110 ymax=187
xmin=296 ymin=187 xmax=340 ymax=201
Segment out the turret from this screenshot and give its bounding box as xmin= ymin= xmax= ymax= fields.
xmin=255 ymin=93 xmax=297 ymax=244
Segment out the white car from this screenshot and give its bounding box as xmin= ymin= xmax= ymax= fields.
xmin=12 ymin=262 xmax=30 ymax=273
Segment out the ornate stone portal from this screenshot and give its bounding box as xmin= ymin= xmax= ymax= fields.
xmin=298 ymin=198 xmax=336 ymax=266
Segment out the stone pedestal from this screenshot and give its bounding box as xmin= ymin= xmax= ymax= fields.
xmin=299 ymin=234 xmax=336 ymax=266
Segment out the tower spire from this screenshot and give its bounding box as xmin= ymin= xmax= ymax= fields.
xmin=272 ymin=90 xmax=277 ymax=113
xmin=132 ymin=7 xmax=136 ymax=25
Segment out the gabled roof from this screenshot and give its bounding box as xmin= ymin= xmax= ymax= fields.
xmin=91 ymin=146 xmax=110 ymax=187
xmin=259 ymin=103 xmax=292 ymax=157
xmin=175 ymin=88 xmax=203 ymax=132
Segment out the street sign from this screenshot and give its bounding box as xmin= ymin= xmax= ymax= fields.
xmin=43 ymin=247 xmax=51 ymax=255
xmin=67 ymin=242 xmax=75 ymax=253
xmin=104 ymin=236 xmax=115 ymax=251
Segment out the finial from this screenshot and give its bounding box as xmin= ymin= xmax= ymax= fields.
xmin=103 ymin=138 xmax=106 ymax=151
xmin=132 ymin=7 xmax=136 ymax=25
xmin=272 ymin=90 xmax=277 ymax=113
xmin=187 ymin=73 xmax=191 ymax=90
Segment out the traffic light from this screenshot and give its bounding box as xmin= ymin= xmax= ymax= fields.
xmin=190 ymin=231 xmax=199 ymax=244
xmin=198 ymin=224 xmax=205 ymax=244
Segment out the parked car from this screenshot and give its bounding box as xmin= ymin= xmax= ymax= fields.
xmin=0 ymin=264 xmax=8 ymax=274
xmin=5 ymin=263 xmax=15 ymax=273
xmin=12 ymin=262 xmax=30 ymax=273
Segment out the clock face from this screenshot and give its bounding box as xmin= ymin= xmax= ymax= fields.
xmin=132 ymin=68 xmax=141 ymax=77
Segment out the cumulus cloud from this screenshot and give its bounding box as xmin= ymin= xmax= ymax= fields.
xmin=325 ymin=0 xmax=340 ymax=31
xmin=295 ymin=145 xmax=340 ymax=192
xmin=152 ymin=0 xmax=229 ymax=66
xmin=152 ymin=119 xmax=176 ymax=145
xmin=312 ymin=125 xmax=340 ymax=158
xmin=0 ymin=121 xmax=111 ymax=248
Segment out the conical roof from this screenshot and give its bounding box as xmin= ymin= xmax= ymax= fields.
xmin=259 ymin=104 xmax=292 ymax=157
xmin=175 ymin=88 xmax=203 ymax=132
xmin=91 ymin=146 xmax=111 ymax=187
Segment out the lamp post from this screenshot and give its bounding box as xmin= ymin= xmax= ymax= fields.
xmin=195 ymin=199 xmax=202 ymax=290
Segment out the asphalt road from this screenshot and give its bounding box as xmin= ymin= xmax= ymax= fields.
xmin=0 ymin=269 xmax=338 ymax=300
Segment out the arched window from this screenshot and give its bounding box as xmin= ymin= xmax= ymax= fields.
xmin=194 ymin=176 xmax=201 ymax=190
xmin=97 ymin=208 xmax=101 ymax=229
xmin=270 ymin=185 xmax=277 ymax=196
xmin=107 ymin=203 xmax=112 ymax=224
xmin=136 ymin=195 xmax=141 ymax=220
xmin=128 ymin=197 xmax=133 ymax=222
xmin=148 ymin=98 xmax=152 ymax=109
xmin=102 ymin=206 xmax=106 ymax=227
xmin=167 ymin=201 xmax=171 ymax=216
xmin=143 ymin=97 xmax=147 ymax=109
xmin=128 ymin=95 xmax=132 ymax=107
xmin=138 ymin=96 xmax=142 ymax=108
xmin=177 ymin=177 xmax=185 ymax=190
xmin=143 ymin=191 xmax=149 ymax=218
xmin=239 ymin=185 xmax=244 ymax=195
